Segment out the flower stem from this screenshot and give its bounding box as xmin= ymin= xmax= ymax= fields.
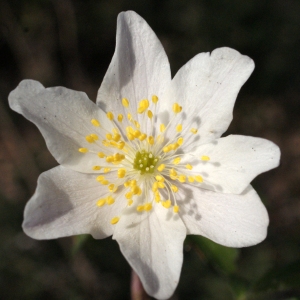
xmin=130 ymin=269 xmax=150 ymax=300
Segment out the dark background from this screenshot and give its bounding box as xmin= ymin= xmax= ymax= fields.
xmin=0 ymin=0 xmax=299 ymax=299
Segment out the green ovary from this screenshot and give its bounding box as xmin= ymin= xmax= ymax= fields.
xmin=133 ymin=150 xmax=158 ymax=174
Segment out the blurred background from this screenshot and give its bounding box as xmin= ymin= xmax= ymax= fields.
xmin=0 ymin=0 xmax=299 ymax=299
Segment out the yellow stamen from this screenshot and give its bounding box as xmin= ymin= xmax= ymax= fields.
xmin=92 ymin=166 xmax=101 ymax=171
xmin=160 ymin=124 xmax=166 ymax=132
xmin=110 ymin=216 xmax=120 ymax=224
xmin=147 ymin=110 xmax=153 ymax=119
xmin=176 ymin=124 xmax=182 ymax=132
xmin=173 ymin=103 xmax=182 ymax=114
xmin=152 ymin=95 xmax=158 ymax=103
xmin=155 ymin=175 xmax=164 ymax=182
xmin=162 ymin=200 xmax=171 ymax=208
xmin=139 ymin=133 xmax=147 ymax=141
xmin=188 ymin=176 xmax=195 ymax=183
xmin=173 ymin=205 xmax=179 ymax=213
xmin=98 ymin=152 xmax=105 ymax=158
xmin=78 ymin=148 xmax=88 ymax=153
xmin=96 ymin=199 xmax=106 ymax=207
xmin=201 ymin=155 xmax=210 ymax=161
xmin=96 ymin=175 xmax=105 ymax=182
xmin=178 ymin=175 xmax=186 ymax=183
xmin=108 ymin=184 xmax=115 ymax=192
xmin=137 ymin=205 xmax=144 ymax=212
xmin=86 ymin=135 xmax=95 ymax=143
xmin=127 ymin=199 xmax=133 ymax=206
xmin=106 ymin=196 xmax=115 ymax=205
xmin=90 ymin=134 xmax=99 ymax=141
xmin=103 ymin=168 xmax=111 ymax=173
xmin=107 ymin=112 xmax=114 ymax=120
xmin=117 ymin=114 xmax=123 ymax=122
xmin=195 ymin=175 xmax=203 ymax=183
xmin=144 ymin=203 xmax=152 ymax=211
xmin=125 ymin=191 xmax=133 ymax=199
xmin=127 ymin=113 xmax=133 ymax=121
xmin=157 ymin=182 xmax=165 ymax=189
xmin=117 ymin=168 xmax=126 ymax=178
xmin=190 ymin=128 xmax=198 ymax=134
xmin=186 ymin=164 xmax=193 ymax=170
xmin=122 ymin=98 xmax=129 ymax=108
xmin=137 ymin=99 xmax=149 ymax=114
xmin=157 ymin=164 xmax=165 ymax=171
xmin=91 ymin=119 xmax=100 ymax=127
xmin=148 ymin=136 xmax=154 ymax=145
xmin=177 ymin=137 xmax=184 ymax=145
xmin=171 ymin=185 xmax=178 ymax=193
xmin=173 ymin=157 xmax=181 ymax=165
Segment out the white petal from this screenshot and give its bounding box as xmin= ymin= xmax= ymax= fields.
xmin=159 ymin=47 xmax=254 ymax=146
xmin=97 ymin=11 xmax=171 ymax=133
xmin=113 ymin=202 xmax=186 ymax=299
xmin=23 ymin=166 xmax=126 ymax=240
xmin=178 ymin=184 xmax=269 ymax=247
xmin=182 ymin=135 xmax=280 ymax=194
xmin=9 ymin=80 xmax=114 ymax=173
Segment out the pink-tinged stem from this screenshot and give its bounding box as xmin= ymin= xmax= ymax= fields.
xmin=131 ymin=269 xmax=150 ymax=300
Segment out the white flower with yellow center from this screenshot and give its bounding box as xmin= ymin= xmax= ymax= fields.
xmin=9 ymin=11 xmax=280 ymax=300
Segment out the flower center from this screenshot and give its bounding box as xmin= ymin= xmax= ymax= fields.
xmin=77 ymin=95 xmax=210 ymax=225
xmin=133 ymin=150 xmax=158 ymax=174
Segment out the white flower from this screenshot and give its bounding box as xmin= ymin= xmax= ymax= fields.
xmin=9 ymin=11 xmax=280 ymax=300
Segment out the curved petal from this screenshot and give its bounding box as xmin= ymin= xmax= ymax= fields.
xmin=181 ymin=135 xmax=280 ymax=194
xmin=113 ymin=202 xmax=186 ymax=299
xmin=159 ymin=47 xmax=254 ymax=147
xmin=96 ymin=11 xmax=171 ymax=134
xmin=9 ymin=80 xmax=114 ymax=173
xmin=23 ymin=166 xmax=126 ymax=240
xmin=177 ymin=184 xmax=269 ymax=247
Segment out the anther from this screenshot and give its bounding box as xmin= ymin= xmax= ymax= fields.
xmin=173 ymin=103 xmax=182 ymax=114
xmin=157 ymin=164 xmax=165 ymax=171
xmin=147 ymin=110 xmax=153 ymax=119
xmin=137 ymin=99 xmax=149 ymax=114
xmin=86 ymin=135 xmax=95 ymax=143
xmin=98 ymin=152 xmax=105 ymax=158
xmin=190 ymin=128 xmax=198 ymax=134
xmin=96 ymin=199 xmax=106 ymax=207
xmin=118 ymin=168 xmax=126 ymax=178
xmin=137 ymin=205 xmax=144 ymax=212
xmin=195 ymin=175 xmax=203 ymax=183
xmin=92 ymin=166 xmax=101 ymax=171
xmin=106 ymin=196 xmax=115 ymax=205
xmin=110 ymin=216 xmax=120 ymax=224
xmin=173 ymin=157 xmax=181 ymax=165
xmin=107 ymin=112 xmax=114 ymax=120
xmin=162 ymin=200 xmax=171 ymax=208
xmin=186 ymin=164 xmax=193 ymax=170
xmin=201 ymin=155 xmax=210 ymax=161
xmin=117 ymin=114 xmax=123 ymax=122
xmin=171 ymin=185 xmax=178 ymax=193
xmin=176 ymin=124 xmax=182 ymax=132
xmin=148 ymin=136 xmax=154 ymax=145
xmin=122 ymin=98 xmax=129 ymax=108
xmin=144 ymin=203 xmax=152 ymax=211
xmin=152 ymin=95 xmax=159 ymax=103
xmin=78 ymin=148 xmax=88 ymax=153
xmin=173 ymin=205 xmax=179 ymax=213
xmin=91 ymin=119 xmax=100 ymax=127
xmin=160 ymin=124 xmax=166 ymax=132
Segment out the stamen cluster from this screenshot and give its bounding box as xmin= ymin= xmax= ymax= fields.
xmin=78 ymin=95 xmax=210 ymax=225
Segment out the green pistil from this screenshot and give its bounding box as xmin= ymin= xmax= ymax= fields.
xmin=133 ymin=150 xmax=158 ymax=174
